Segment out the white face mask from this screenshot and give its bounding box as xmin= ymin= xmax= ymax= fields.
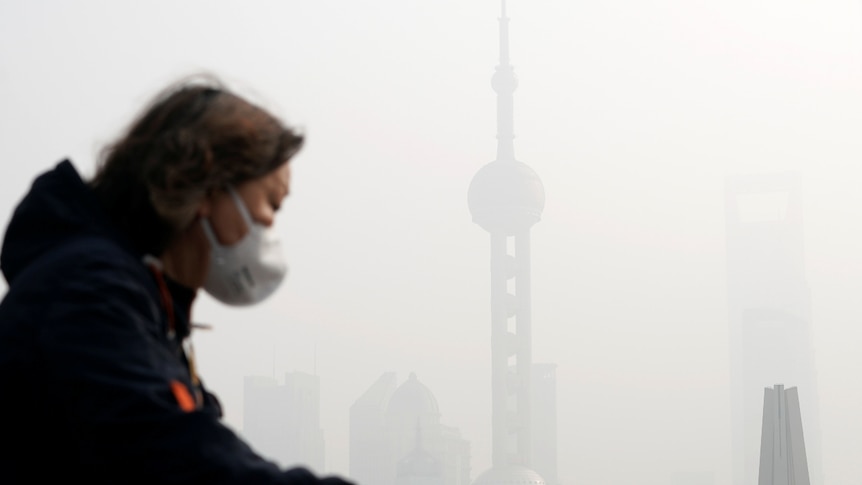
xmin=200 ymin=187 xmax=287 ymax=306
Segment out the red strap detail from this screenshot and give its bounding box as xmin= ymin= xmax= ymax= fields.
xmin=147 ymin=265 xmax=176 ymax=335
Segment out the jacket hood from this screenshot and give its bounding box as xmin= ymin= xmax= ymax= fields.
xmin=1 ymin=160 xmax=127 ymax=285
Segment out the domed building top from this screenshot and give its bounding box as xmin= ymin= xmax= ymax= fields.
xmin=386 ymin=372 xmax=440 ymax=417
xmin=397 ymin=447 xmax=443 ymax=478
xmin=468 ymin=160 xmax=545 ymax=235
xmin=472 ymin=465 xmax=546 ymax=485
xmin=397 ymin=421 xmax=443 ymax=478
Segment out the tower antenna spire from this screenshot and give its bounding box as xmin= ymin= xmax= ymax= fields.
xmin=492 ymin=0 xmax=518 ymax=162
xmin=500 ymin=0 xmax=510 ymax=67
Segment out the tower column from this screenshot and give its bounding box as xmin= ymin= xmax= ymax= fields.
xmin=514 ymin=230 xmax=532 ymax=465
xmin=495 ymin=70 xmax=516 ymax=162
xmin=490 ymin=232 xmax=509 ymax=467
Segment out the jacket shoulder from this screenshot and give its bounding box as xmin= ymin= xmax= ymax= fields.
xmin=18 ymin=235 xmax=148 ymax=289
xmin=0 ymin=235 xmax=159 ymax=333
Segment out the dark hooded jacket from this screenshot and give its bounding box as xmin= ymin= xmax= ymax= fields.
xmin=0 ymin=160 xmax=347 ymax=485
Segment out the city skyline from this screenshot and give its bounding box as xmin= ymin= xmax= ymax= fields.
xmin=3 ymin=2 xmax=862 ymax=484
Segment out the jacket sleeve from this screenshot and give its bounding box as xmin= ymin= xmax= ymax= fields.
xmin=38 ymin=255 xmax=352 ymax=485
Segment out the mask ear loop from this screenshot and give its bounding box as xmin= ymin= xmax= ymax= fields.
xmin=199 ymin=186 xmax=254 ymax=250
xmin=227 ymin=186 xmax=255 ymax=230
xmin=200 ymin=218 xmax=221 ymax=249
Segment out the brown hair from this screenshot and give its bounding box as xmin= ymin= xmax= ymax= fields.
xmin=91 ymin=75 xmax=304 ymax=256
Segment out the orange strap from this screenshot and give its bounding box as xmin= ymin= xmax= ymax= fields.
xmin=170 ymin=380 xmax=197 ymax=413
xmin=145 ymin=259 xmax=203 ymax=411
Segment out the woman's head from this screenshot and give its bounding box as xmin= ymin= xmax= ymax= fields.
xmin=92 ymin=75 xmax=303 ymax=258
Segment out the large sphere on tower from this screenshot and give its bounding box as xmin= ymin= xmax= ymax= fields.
xmin=468 ymin=160 xmax=545 ymax=235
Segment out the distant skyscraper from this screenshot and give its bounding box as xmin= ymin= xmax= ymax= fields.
xmin=351 ymin=372 xmax=398 ymax=485
xmin=725 ymin=173 xmax=821 ymax=485
xmin=468 ymin=2 xmax=553 ymax=485
xmin=243 ymin=372 xmax=325 ymax=473
xmin=758 ymin=384 xmax=811 ymax=485
xmin=530 ymin=364 xmax=557 ymax=485
xmin=350 ymin=372 xmax=471 ymax=485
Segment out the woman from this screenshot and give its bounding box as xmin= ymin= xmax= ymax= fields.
xmin=0 ymin=77 xmax=354 ymax=484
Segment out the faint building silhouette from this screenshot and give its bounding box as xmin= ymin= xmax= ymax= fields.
xmin=351 ymin=372 xmax=397 ymax=485
xmin=243 ymin=372 xmax=325 ymax=473
xmin=725 ymin=173 xmax=821 ymax=485
xmin=350 ymin=372 xmax=471 ymax=485
xmin=468 ymin=2 xmax=556 ymax=485
xmin=530 ymin=364 xmax=557 ymax=485
xmin=758 ymin=384 xmax=811 ymax=485
xmin=396 ymin=423 xmax=445 ymax=485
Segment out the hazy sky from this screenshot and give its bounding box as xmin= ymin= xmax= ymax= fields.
xmin=2 ymin=1 xmax=862 ymax=484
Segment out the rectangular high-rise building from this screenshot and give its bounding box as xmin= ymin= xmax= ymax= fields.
xmin=350 ymin=372 xmax=398 ymax=485
xmin=243 ymin=372 xmax=325 ymax=473
xmin=531 ymin=363 xmax=557 ymax=485
xmin=725 ymin=173 xmax=821 ymax=485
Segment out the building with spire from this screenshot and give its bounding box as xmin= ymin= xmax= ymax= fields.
xmin=350 ymin=372 xmax=471 ymax=485
xmin=468 ymin=3 xmax=556 ymax=485
xmin=396 ymin=423 xmax=445 ymax=485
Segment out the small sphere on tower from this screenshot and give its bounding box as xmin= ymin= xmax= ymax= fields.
xmin=492 ymin=66 xmax=518 ymax=94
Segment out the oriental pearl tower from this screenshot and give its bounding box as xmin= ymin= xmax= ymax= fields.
xmin=468 ymin=2 xmax=546 ymax=485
